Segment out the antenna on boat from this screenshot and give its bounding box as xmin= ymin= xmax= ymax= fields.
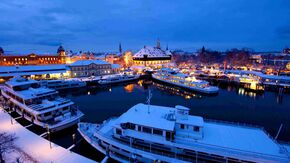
xmin=275 ymin=123 xmax=283 ymax=140
xmin=146 ymin=89 xmax=152 ymax=114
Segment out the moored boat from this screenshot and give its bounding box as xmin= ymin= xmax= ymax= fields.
xmin=40 ymin=79 xmax=86 ymax=90
xmin=98 ymin=74 xmax=140 ymax=85
xmin=78 ymin=103 xmax=290 ymax=163
xmin=1 ymin=77 xmax=84 ymax=132
xmin=152 ymin=68 xmax=219 ymax=94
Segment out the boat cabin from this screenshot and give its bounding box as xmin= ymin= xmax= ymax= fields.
xmin=113 ymin=103 xmax=204 ymax=143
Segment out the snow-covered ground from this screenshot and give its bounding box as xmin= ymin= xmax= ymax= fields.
xmin=0 ymin=108 xmax=96 ymax=163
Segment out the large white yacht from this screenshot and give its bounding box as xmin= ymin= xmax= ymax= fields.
xmin=98 ymin=74 xmax=140 ymax=85
xmin=40 ymin=79 xmax=86 ymax=90
xmin=1 ymin=77 xmax=84 ymax=132
xmin=78 ymin=103 xmax=290 ymax=163
xmin=152 ymin=68 xmax=219 ymax=94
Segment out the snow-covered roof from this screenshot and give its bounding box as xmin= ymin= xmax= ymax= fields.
xmin=119 ymin=103 xmax=176 ymax=131
xmin=0 ymin=65 xmax=67 ymax=77
xmin=70 ymin=60 xmax=110 ymax=66
xmin=133 ymin=46 xmax=171 ymax=58
xmin=118 ymin=103 xmax=204 ymax=131
xmin=5 ymin=77 xmax=39 ymax=87
xmin=225 ymin=70 xmax=290 ymax=81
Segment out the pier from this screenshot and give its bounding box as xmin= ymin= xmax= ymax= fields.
xmin=0 ymin=108 xmax=97 ymax=163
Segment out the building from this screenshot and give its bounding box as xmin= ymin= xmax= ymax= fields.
xmin=0 ymin=64 xmax=69 ymax=83
xmin=0 ymin=46 xmax=67 ymax=66
xmin=283 ymin=48 xmax=290 ymax=55
xmin=68 ymin=60 xmax=118 ymax=78
xmin=133 ymin=40 xmax=172 ymax=67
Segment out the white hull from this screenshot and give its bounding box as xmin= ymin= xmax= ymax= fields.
xmin=41 ymin=80 xmax=86 ymax=90
xmin=98 ymin=75 xmax=140 ymax=85
xmin=78 ymin=122 xmax=187 ymax=163
xmin=152 ymin=74 xmax=219 ymax=94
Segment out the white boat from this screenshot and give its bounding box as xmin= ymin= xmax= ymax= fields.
xmin=78 ymin=103 xmax=290 ymax=163
xmin=40 ymin=79 xmax=86 ymax=90
xmin=98 ymin=74 xmax=140 ymax=85
xmin=1 ymin=77 xmax=84 ymax=132
xmin=152 ymin=68 xmax=219 ymax=94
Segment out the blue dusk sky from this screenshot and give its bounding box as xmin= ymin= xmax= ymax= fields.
xmin=0 ymin=0 xmax=290 ymax=53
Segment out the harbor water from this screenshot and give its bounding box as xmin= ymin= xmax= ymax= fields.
xmin=10 ymin=79 xmax=290 ymax=162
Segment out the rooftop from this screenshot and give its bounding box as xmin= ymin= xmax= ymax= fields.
xmin=118 ymin=103 xmax=203 ymax=131
xmin=70 ymin=60 xmax=110 ymax=66
xmin=133 ymin=46 xmax=171 ymax=58
xmin=0 ymin=65 xmax=67 ymax=77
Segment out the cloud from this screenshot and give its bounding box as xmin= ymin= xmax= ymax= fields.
xmin=0 ymin=0 xmax=290 ymax=52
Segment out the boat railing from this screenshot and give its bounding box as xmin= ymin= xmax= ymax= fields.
xmin=204 ymin=118 xmax=288 ymax=147
xmin=100 ymin=129 xmax=289 ymax=162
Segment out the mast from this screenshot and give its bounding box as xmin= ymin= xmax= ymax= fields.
xmin=146 ymin=89 xmax=152 ymax=114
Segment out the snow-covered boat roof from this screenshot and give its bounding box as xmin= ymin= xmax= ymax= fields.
xmin=0 ymin=65 xmax=67 ymax=77
xmin=107 ymin=103 xmax=289 ymax=161
xmin=118 ymin=103 xmax=204 ymax=131
xmin=133 ymin=46 xmax=171 ymax=58
xmin=69 ymin=60 xmax=110 ymax=66
xmin=5 ymin=77 xmax=39 ymax=87
xmin=225 ymin=70 xmax=290 ymax=81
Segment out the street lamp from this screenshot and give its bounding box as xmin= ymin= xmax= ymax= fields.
xmin=46 ymin=124 xmax=52 ymax=149
xmin=72 ymin=133 xmax=76 ymax=145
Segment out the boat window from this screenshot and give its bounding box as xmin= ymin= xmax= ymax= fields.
xmin=180 ymin=124 xmax=185 ymax=129
xmin=153 ymin=129 xmax=163 ymax=136
xmin=116 ymin=128 xmax=122 ymax=135
xmin=142 ymin=127 xmax=152 ymax=134
xmin=44 ymin=112 xmax=51 ymax=117
xmin=194 ymin=126 xmax=200 ymax=132
xmin=138 ymin=126 xmax=142 ymax=131
xmin=31 ymin=83 xmax=40 ymax=88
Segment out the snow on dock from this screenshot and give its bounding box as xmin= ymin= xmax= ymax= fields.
xmin=0 ymin=108 xmax=96 ymax=163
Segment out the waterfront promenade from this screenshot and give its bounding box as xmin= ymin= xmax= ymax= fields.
xmin=0 ymin=108 xmax=96 ymax=163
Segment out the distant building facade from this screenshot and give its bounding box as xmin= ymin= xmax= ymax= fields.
xmin=68 ymin=60 xmax=116 ymax=78
xmin=0 ymin=46 xmax=67 ymax=66
xmin=283 ymin=48 xmax=290 ymax=55
xmin=133 ymin=40 xmax=172 ymax=67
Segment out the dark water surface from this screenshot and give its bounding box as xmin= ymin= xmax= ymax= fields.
xmin=53 ymin=80 xmax=290 ymax=162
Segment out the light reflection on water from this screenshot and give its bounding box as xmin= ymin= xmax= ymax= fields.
xmin=62 ymin=79 xmax=290 ymax=142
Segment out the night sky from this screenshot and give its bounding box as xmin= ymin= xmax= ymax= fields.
xmin=0 ymin=0 xmax=290 ymax=53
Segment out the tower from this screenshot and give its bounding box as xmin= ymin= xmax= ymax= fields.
xmin=166 ymin=44 xmax=168 ymax=51
xmin=156 ymin=39 xmax=161 ymax=49
xmin=57 ymin=45 xmax=66 ymax=64
xmin=119 ymin=42 xmax=122 ymax=54
xmin=57 ymin=45 xmax=66 ymax=56
xmin=0 ymin=47 xmax=3 ymax=56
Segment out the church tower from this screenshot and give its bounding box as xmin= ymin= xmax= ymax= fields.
xmin=57 ymin=45 xmax=66 ymax=64
xmin=156 ymin=39 xmax=161 ymax=49
xmin=119 ymin=42 xmax=122 ymax=54
xmin=0 ymin=47 xmax=3 ymax=56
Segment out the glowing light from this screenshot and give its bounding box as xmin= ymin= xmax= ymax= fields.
xmin=109 ymin=88 xmax=112 ymax=92
xmin=87 ymin=91 xmax=90 ymax=95
xmin=185 ymin=95 xmax=191 ymax=99
xmin=124 ymin=84 xmax=134 ymax=93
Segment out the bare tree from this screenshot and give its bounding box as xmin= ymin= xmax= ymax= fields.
xmin=0 ymin=132 xmax=17 ymax=163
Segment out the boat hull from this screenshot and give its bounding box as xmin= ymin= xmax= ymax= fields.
xmin=152 ymin=75 xmax=219 ymax=95
xmin=98 ymin=76 xmax=140 ymax=85
xmin=1 ymin=90 xmax=83 ymax=132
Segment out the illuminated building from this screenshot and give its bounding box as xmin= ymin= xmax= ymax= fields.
xmin=68 ymin=60 xmax=119 ymax=78
xmin=0 ymin=65 xmax=69 ymax=83
xmin=133 ymin=40 xmax=172 ymax=67
xmin=0 ymin=46 xmax=67 ymax=66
